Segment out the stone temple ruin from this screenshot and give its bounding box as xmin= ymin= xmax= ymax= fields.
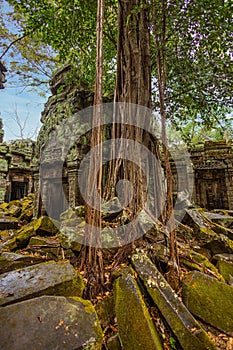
xmin=0 ymin=119 xmax=33 ymax=203
xmin=1 ymin=64 xmax=233 ymax=215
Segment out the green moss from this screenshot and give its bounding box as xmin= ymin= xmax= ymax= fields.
xmin=114 ymin=273 xmax=163 ymax=350
xmin=180 ymin=250 xmax=225 ymax=282
xmin=132 ymin=253 xmax=217 ymax=350
xmin=217 ymin=259 xmax=233 ymax=282
xmin=1 ymin=237 xmax=17 ymax=251
xmin=69 ymin=296 xmax=103 ymax=349
xmin=15 ymin=224 xmax=35 ymax=248
xmin=182 ymin=271 xmax=233 ymax=336
xmin=0 ymin=202 xmax=9 ymax=211
xmin=33 ymin=216 xmax=59 ymax=235
xmin=95 ymin=295 xmax=115 ymax=329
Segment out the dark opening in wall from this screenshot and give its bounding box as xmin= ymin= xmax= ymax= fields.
xmin=11 ymin=181 xmax=28 ymax=200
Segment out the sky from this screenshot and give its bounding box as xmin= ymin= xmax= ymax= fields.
xmin=0 ymin=84 xmax=49 ymax=142
xmin=0 ymin=0 xmax=50 ymax=142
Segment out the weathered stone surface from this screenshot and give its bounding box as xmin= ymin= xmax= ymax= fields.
xmin=27 ymin=236 xmax=62 ymax=260
xmin=203 ymin=234 xmax=233 ymax=255
xmin=114 ymin=269 xmax=163 ymax=350
xmin=8 ymin=204 xmax=22 ymax=217
xmin=0 ymin=217 xmax=19 ymax=230
xmin=137 ymin=209 xmax=158 ymax=235
xmin=212 ymin=253 xmax=233 ymax=285
xmin=0 ymin=295 xmax=103 ymax=350
xmin=14 ymin=224 xmax=35 ymax=247
xmin=204 ymin=212 xmax=233 ymax=225
xmin=0 ymin=224 xmax=35 ymax=251
xmin=28 ymin=236 xmax=60 ymax=247
xmin=0 ymin=252 xmax=44 ymax=274
xmin=59 ymin=219 xmax=84 ymax=251
xmin=183 ymin=209 xmax=217 ymax=239
xmin=95 ymin=295 xmax=115 ymax=329
xmin=106 ymin=335 xmax=122 ymax=350
xmin=132 ymin=252 xmax=217 ymax=350
xmin=60 ymin=206 xmax=85 ymax=221
xmin=180 ymin=247 xmax=225 ymax=282
xmin=182 ymin=271 xmax=233 ymax=336
xmin=0 ymin=229 xmax=14 ymax=242
xmin=102 ymin=197 xmax=123 ymax=217
xmin=33 ymin=216 xmax=59 ymax=235
xmin=0 ymin=261 xmax=84 ymax=306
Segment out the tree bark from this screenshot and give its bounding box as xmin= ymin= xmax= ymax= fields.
xmin=105 ymin=0 xmax=162 ymax=263
xmin=80 ymin=0 xmax=105 ymax=300
xmin=152 ymin=0 xmax=180 ymax=290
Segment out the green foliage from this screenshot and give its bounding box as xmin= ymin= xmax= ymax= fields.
xmin=169 ymin=337 xmax=177 ymax=350
xmin=150 ymin=0 xmax=233 ymax=133
xmin=0 ymin=0 xmax=58 ymax=90
xmin=5 ymin=0 xmax=117 ymax=93
xmin=1 ymin=0 xmax=232 ymax=135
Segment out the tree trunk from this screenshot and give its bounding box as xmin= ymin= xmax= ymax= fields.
xmin=152 ymin=0 xmax=180 ymax=290
xmin=80 ymin=0 xmax=105 ymax=300
xmin=105 ymin=0 xmax=162 ymax=263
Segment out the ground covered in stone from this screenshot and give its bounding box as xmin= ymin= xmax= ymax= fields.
xmin=0 ymin=195 xmax=233 ymax=349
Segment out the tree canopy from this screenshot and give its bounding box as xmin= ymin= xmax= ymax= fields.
xmin=1 ymin=0 xmax=232 ymax=136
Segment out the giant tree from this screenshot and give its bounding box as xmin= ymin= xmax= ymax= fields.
xmin=2 ymin=0 xmax=232 ymax=294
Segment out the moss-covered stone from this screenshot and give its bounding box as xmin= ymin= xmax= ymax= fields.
xmin=182 ymin=271 xmax=233 ymax=336
xmin=0 ymin=230 xmax=14 ymax=242
xmin=8 ymin=199 xmax=21 ymax=208
xmin=58 ymin=221 xmax=83 ymax=252
xmin=203 ymin=234 xmax=233 ymax=255
xmin=0 ymin=261 xmax=85 ymax=306
xmin=8 ymin=204 xmax=22 ymax=218
xmin=212 ymin=254 xmax=233 ymax=284
xmin=60 ymin=206 xmax=85 ymax=221
xmin=0 ymin=252 xmax=44 ymax=274
xmin=0 ymin=202 xmax=9 ymax=211
xmin=95 ymin=295 xmax=115 ymax=329
xmin=132 ymin=252 xmax=217 ymax=350
xmin=183 ymin=209 xmax=217 ymax=240
xmin=0 ymin=295 xmax=103 ymax=350
xmin=114 ymin=271 xmax=163 ymax=350
xmin=106 ymin=335 xmax=122 ymax=350
xmin=28 ymin=236 xmax=60 ymax=247
xmin=0 ymin=237 xmax=18 ymax=251
xmin=19 ymin=198 xmax=33 ymax=222
xmin=33 ymin=216 xmax=59 ymax=235
xmin=180 ymin=248 xmax=225 ymax=282
xmin=15 ymin=224 xmax=35 ymax=248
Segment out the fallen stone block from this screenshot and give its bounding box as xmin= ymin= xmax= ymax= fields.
xmin=132 ymin=252 xmax=217 ymax=350
xmin=0 ymin=261 xmax=84 ymax=306
xmin=0 ymin=252 xmax=44 ymax=274
xmin=33 ymin=216 xmax=59 ymax=235
xmin=182 ymin=270 xmax=233 ymax=336
xmin=114 ymin=268 xmax=163 ymax=350
xmin=180 ymin=247 xmax=225 ymax=282
xmin=0 ymin=217 xmax=19 ymax=230
xmin=212 ymin=253 xmax=233 ymax=285
xmin=0 ymin=295 xmax=102 ymax=350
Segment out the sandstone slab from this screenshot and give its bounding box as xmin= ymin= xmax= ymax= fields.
xmin=132 ymin=252 xmax=217 ymax=350
xmin=0 ymin=252 xmax=44 ymax=274
xmin=182 ymin=270 xmax=233 ymax=336
xmin=0 ymin=295 xmax=102 ymax=350
xmin=0 ymin=261 xmax=84 ymax=306
xmin=114 ymin=269 xmax=163 ymax=350
xmin=213 ymin=253 xmax=233 ymax=284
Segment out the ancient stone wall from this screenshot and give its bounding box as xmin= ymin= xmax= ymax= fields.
xmin=34 ymin=65 xmax=233 ymax=216
xmin=33 ymin=64 xmax=94 ymax=218
xmin=190 ymin=141 xmax=233 ymax=210
xmin=0 ymin=134 xmax=34 ymax=203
